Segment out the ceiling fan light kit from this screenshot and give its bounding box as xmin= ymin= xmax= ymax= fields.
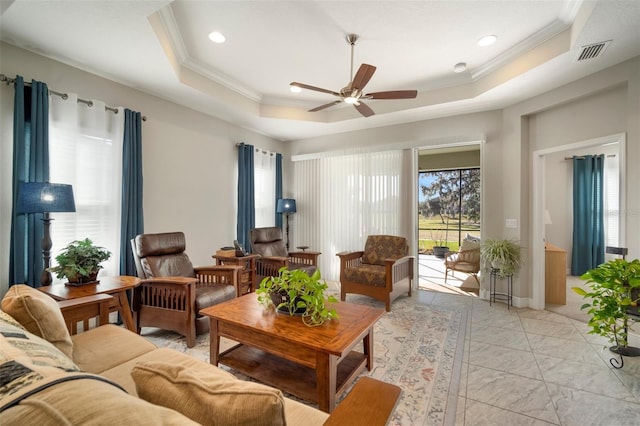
xmin=290 ymin=33 xmax=418 ymax=117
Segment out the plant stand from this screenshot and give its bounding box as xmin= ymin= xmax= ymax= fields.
xmin=489 ymin=268 xmax=512 ymax=309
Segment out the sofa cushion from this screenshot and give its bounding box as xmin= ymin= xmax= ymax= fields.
xmin=0 ymin=311 xmax=79 ymax=374
xmin=132 ymin=361 xmax=286 ymax=426
xmin=1 ymin=284 xmax=73 ymax=358
xmin=1 ymin=375 xmax=199 ymax=425
xmin=70 ymin=324 xmax=157 ymax=374
xmin=362 ymin=235 xmax=408 ymax=266
xmin=344 ymin=263 xmax=387 ymax=287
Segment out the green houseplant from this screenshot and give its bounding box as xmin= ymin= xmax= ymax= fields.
xmin=572 ymin=258 xmax=640 ymax=358
xmin=256 ymin=267 xmax=338 ymax=327
xmin=480 ymin=238 xmax=522 ymax=277
xmin=48 ymin=238 xmax=111 ymax=285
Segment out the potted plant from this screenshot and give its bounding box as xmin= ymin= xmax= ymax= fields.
xmin=572 ymin=259 xmax=640 ymax=359
xmin=480 ymin=238 xmax=522 ymax=277
xmin=256 ymin=267 xmax=338 ymax=327
xmin=430 ymin=227 xmax=450 ymax=259
xmin=48 ymin=238 xmax=111 ymax=286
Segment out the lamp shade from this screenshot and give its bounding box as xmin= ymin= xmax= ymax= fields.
xmin=17 ymin=182 xmax=76 ymax=214
xmin=276 ymin=198 xmax=296 ymax=214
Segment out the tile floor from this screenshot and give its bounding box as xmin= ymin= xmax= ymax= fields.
xmin=416 ymin=290 xmax=640 ymax=426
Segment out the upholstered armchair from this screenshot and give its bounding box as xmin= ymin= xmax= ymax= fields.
xmin=249 ymin=227 xmax=320 ymax=283
xmin=444 ymin=240 xmax=480 ymax=285
xmin=130 ymin=232 xmax=242 ymax=348
xmin=337 ymin=235 xmax=414 ymax=312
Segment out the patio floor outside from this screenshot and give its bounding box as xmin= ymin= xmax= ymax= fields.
xmin=418 ymin=253 xmax=480 ymax=297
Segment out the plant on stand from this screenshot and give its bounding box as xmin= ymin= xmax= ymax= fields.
xmin=480 ymin=238 xmax=522 ymax=277
xmin=430 ymin=217 xmax=450 ymax=259
xmin=573 ymin=258 xmax=640 ymax=368
xmin=48 ymin=238 xmax=111 ymax=286
xmin=256 ymin=267 xmax=338 ymax=327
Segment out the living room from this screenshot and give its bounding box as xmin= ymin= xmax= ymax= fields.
xmin=1 ymin=1 xmax=640 ymax=425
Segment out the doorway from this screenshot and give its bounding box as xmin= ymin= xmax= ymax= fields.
xmin=531 ymin=133 xmax=625 ymax=310
xmin=417 ymin=144 xmax=482 ymax=295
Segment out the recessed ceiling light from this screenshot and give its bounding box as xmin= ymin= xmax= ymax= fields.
xmin=453 ymin=62 xmax=467 ymax=73
xmin=477 ymin=35 xmax=497 ymax=47
xmin=289 ymin=84 xmax=302 ymax=93
xmin=208 ymin=31 xmax=226 ymax=43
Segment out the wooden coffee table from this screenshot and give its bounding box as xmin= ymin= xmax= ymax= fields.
xmin=39 ymin=275 xmax=141 ymax=332
xmin=200 ymin=293 xmax=384 ymax=413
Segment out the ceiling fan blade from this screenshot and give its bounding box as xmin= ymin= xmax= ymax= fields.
xmin=366 ymin=90 xmax=418 ymax=100
xmin=309 ymin=100 xmax=342 ymax=112
xmin=351 ymin=64 xmax=376 ymax=90
xmin=354 ymin=101 xmax=375 ymax=117
xmin=290 ymin=82 xmax=340 ymax=97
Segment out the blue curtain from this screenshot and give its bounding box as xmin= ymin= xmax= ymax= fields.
xmin=572 ymin=154 xmax=605 ymax=275
xmin=275 ymin=153 xmax=283 ymax=228
xmin=9 ymin=76 xmax=50 ymax=287
xmin=237 ymin=144 xmax=255 ymax=252
xmin=120 ymin=109 xmax=144 ymax=276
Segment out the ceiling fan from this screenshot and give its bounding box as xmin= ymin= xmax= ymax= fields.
xmin=290 ymin=34 xmax=418 ymax=118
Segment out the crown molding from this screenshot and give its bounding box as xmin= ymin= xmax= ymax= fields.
xmin=155 ymin=5 xmax=262 ymax=103
xmin=471 ymin=19 xmax=571 ymax=81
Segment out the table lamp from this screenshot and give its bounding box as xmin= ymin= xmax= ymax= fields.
xmin=276 ymin=198 xmax=296 ymax=250
xmin=17 ymin=182 xmax=76 ymax=286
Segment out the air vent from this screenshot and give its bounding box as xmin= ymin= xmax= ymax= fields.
xmin=575 ymin=40 xmax=612 ymax=62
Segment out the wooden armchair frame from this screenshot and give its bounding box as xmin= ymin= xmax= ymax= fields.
xmin=337 ymin=250 xmax=414 ymax=312
xmin=255 ymin=251 xmax=321 ymax=282
xmin=132 ymin=266 xmax=241 ymax=348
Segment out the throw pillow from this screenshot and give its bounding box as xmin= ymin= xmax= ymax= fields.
xmin=1 ymin=284 xmax=73 ymax=358
xmin=460 ymin=239 xmax=480 ymax=252
xmin=131 ymin=361 xmax=286 ymax=426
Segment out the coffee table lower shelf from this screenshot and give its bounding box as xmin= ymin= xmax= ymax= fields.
xmin=219 ymin=344 xmax=367 ymax=404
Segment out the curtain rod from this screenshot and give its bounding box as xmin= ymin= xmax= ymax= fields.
xmin=564 ymin=154 xmax=615 ymax=160
xmin=1 ymin=74 xmax=146 ymax=121
xmin=235 ymin=142 xmax=277 ymax=156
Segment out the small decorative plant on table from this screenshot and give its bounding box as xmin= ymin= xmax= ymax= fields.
xmin=256 ymin=267 xmax=338 ymax=327
xmin=48 ymin=238 xmax=111 ymax=286
xmin=573 ymin=258 xmax=640 ymax=368
xmin=480 ymin=238 xmax=522 ymax=277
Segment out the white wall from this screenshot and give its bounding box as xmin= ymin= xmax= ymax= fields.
xmin=289 ymin=56 xmax=640 ymax=307
xmin=2 ymin=40 xmax=638 ymax=308
xmin=0 ymin=42 xmax=284 ymax=296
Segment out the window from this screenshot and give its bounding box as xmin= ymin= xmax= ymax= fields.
xmin=254 ymin=148 xmax=276 ymax=228
xmin=48 ymin=95 xmax=123 ymax=282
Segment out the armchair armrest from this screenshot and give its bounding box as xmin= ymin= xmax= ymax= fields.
xmin=336 ymin=251 xmax=365 ymax=261
xmin=384 ymin=255 xmax=414 ymax=291
xmin=57 ymin=294 xmax=114 ymax=335
xmin=288 ymin=251 xmax=320 ymax=266
xmin=195 ymin=265 xmax=243 ymax=296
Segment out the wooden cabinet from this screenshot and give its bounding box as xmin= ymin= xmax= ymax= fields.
xmin=545 ymin=242 xmax=567 ymax=305
xmin=212 ymin=253 xmax=260 ymax=296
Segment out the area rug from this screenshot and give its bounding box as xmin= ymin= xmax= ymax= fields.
xmin=142 ymin=293 xmax=467 ymax=426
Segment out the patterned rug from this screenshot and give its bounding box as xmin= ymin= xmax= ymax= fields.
xmin=142 ymin=293 xmax=467 ymax=426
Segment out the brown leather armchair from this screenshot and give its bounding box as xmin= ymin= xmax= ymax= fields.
xmin=444 ymin=240 xmax=480 ymax=285
xmin=249 ymin=227 xmax=320 ymax=283
xmin=337 ymin=235 xmax=414 ymax=311
xmin=130 ymin=232 xmax=242 ymax=348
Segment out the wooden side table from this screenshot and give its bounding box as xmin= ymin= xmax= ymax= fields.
xmin=39 ymin=275 xmax=140 ymax=332
xmin=545 ymin=242 xmax=567 ymax=305
xmin=212 ymin=253 xmax=260 ymax=296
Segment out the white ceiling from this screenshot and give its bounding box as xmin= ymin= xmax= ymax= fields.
xmin=1 ymin=0 xmax=639 ymax=141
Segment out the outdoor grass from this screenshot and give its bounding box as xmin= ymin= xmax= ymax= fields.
xmin=418 ymin=215 xmax=480 ymax=252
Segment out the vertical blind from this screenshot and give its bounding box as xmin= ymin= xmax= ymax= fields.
xmin=603 ymin=153 xmax=619 ymax=250
xmin=254 ymin=148 xmax=276 ymax=228
xmin=293 ymin=149 xmax=413 ymax=281
xmin=48 ymin=94 xmax=124 ymax=282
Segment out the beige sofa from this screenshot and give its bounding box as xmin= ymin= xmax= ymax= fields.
xmin=1 ymin=285 xmax=333 ymax=425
